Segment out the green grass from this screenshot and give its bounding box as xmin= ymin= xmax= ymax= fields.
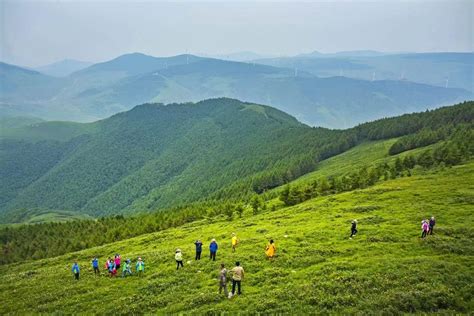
xmin=1 ymin=162 xmax=473 ymax=313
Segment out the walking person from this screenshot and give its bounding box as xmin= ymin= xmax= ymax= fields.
xmin=429 ymin=216 xmax=436 ymax=235
xmin=230 ymin=261 xmax=244 ymax=297
xmin=210 ymin=239 xmax=218 ymax=261
xmin=195 ymin=240 xmax=203 ymax=260
xmin=265 ymin=239 xmax=276 ymax=259
xmin=219 ymin=263 xmax=228 ymax=297
xmin=175 ymin=249 xmax=184 ymax=270
xmin=136 ymin=257 xmax=145 ymax=277
xmin=122 ymin=259 xmax=132 ymax=278
xmin=72 ymin=261 xmax=80 ymax=280
xmin=350 ymin=219 xmax=358 ymax=238
xmin=231 ymin=233 xmax=238 ymax=253
xmin=92 ymin=257 xmax=100 ymax=275
xmin=421 ymin=220 xmax=429 ymax=238
xmin=108 ymin=258 xmax=117 ymax=277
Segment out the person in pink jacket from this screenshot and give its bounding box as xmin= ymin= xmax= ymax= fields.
xmin=421 ymin=220 xmax=429 ymax=238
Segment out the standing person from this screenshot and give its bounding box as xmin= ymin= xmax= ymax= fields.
xmin=92 ymin=257 xmax=100 ymax=275
xmin=265 ymin=240 xmax=276 ymax=259
xmin=350 ymin=220 xmax=358 ymax=238
xmin=108 ymin=258 xmax=117 ymax=277
xmin=114 ymin=254 xmax=121 ymax=271
xmin=230 ymin=261 xmax=244 ymax=297
xmin=421 ymin=220 xmax=429 ymax=238
xmin=122 ymin=259 xmax=132 ymax=278
xmin=219 ymin=263 xmax=228 ymax=297
xmin=105 ymin=257 xmax=111 ymax=271
xmin=175 ymin=249 xmax=184 ymax=270
xmin=429 ymin=216 xmax=436 ymax=235
xmin=231 ymin=233 xmax=238 ymax=253
xmin=210 ymin=239 xmax=218 ymax=261
xmin=195 ymin=240 xmax=203 ymax=260
xmin=136 ymin=257 xmax=145 ymax=277
xmin=72 ymin=261 xmax=80 ymax=280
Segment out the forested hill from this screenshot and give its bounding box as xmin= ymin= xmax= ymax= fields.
xmin=1 ymin=99 xmax=473 ymax=223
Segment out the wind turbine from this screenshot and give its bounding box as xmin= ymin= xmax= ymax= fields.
xmin=371 ymin=71 xmax=376 ymax=82
xmin=445 ymin=77 xmax=449 ymax=88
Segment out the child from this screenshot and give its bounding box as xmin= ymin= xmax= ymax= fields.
xmin=175 ymin=249 xmax=184 ymax=270
xmin=72 ymin=261 xmax=80 ymax=280
xmin=122 ymin=259 xmax=132 ymax=278
xmin=108 ymin=258 xmax=117 ymax=277
xmin=136 ymin=257 xmax=145 ymax=277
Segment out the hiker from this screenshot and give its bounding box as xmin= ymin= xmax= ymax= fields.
xmin=210 ymin=239 xmax=218 ymax=261
xmin=265 ymin=239 xmax=276 ymax=259
xmin=219 ymin=263 xmax=228 ymax=297
xmin=231 ymin=233 xmax=238 ymax=252
xmin=72 ymin=261 xmax=80 ymax=280
xmin=230 ymin=261 xmax=244 ymax=297
xmin=92 ymin=257 xmax=100 ymax=275
xmin=114 ymin=254 xmax=121 ymax=270
xmin=350 ymin=219 xmax=358 ymax=238
xmin=136 ymin=257 xmax=145 ymax=277
xmin=105 ymin=257 xmax=111 ymax=271
xmin=175 ymin=249 xmax=184 ymax=270
xmin=122 ymin=259 xmax=132 ymax=278
xmin=108 ymin=258 xmax=117 ymax=277
xmin=195 ymin=240 xmax=203 ymax=260
xmin=421 ymin=220 xmax=429 ymax=238
xmin=429 ymin=216 xmax=436 ymax=235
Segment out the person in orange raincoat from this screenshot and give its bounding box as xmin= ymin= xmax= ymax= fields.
xmin=265 ymin=239 xmax=276 ymax=258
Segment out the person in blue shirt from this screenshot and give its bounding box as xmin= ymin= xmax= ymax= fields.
xmin=72 ymin=261 xmax=80 ymax=280
xmin=209 ymin=239 xmax=218 ymax=261
xmin=91 ymin=257 xmax=99 ymax=275
xmin=195 ymin=240 xmax=203 ymax=260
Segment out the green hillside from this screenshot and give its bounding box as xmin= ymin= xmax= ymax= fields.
xmin=1 ymin=162 xmax=472 ymax=314
xmin=1 ymin=100 xmax=472 ymax=224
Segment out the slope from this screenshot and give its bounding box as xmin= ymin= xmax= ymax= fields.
xmin=0 ymin=162 xmax=472 ymax=313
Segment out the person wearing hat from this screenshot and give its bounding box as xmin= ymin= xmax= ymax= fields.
xmin=175 ymin=249 xmax=184 ymax=270
xmin=136 ymin=257 xmax=145 ymax=277
xmin=231 ymin=233 xmax=239 ymax=253
xmin=210 ymin=239 xmax=218 ymax=261
xmin=429 ymin=216 xmax=436 ymax=235
xmin=350 ymin=219 xmax=358 ymax=238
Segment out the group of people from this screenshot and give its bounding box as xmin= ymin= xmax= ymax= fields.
xmin=421 ymin=216 xmax=436 ymax=238
xmin=71 ymin=233 xmax=275 ymax=298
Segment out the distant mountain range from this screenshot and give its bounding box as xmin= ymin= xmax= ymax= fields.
xmin=34 ymin=59 xmax=93 ymax=77
xmin=0 ymin=52 xmax=472 ymax=128
xmin=254 ymin=52 xmax=474 ymax=92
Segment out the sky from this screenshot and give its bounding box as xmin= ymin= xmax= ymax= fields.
xmin=0 ymin=0 xmax=472 ymax=67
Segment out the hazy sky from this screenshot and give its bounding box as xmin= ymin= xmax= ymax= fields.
xmin=1 ymin=0 xmax=472 ymax=67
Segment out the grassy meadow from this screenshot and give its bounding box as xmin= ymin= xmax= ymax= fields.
xmin=1 ymin=161 xmax=472 ymax=314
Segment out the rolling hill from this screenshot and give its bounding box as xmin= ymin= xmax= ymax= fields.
xmin=1 ymin=53 xmax=471 ymax=127
xmin=1 ymin=99 xmax=472 ymax=224
xmin=34 ymin=59 xmax=93 ymax=77
xmin=0 ymin=153 xmax=472 ymax=313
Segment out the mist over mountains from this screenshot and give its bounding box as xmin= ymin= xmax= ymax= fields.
xmin=1 ymin=52 xmax=471 ymax=128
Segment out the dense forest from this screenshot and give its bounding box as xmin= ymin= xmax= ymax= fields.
xmin=2 ymin=100 xmax=472 ymax=224
xmin=1 ymin=101 xmax=472 ymax=265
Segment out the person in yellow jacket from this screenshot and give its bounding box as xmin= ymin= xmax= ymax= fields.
xmin=231 ymin=233 xmax=238 ymax=252
xmin=265 ymin=239 xmax=276 ymax=259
